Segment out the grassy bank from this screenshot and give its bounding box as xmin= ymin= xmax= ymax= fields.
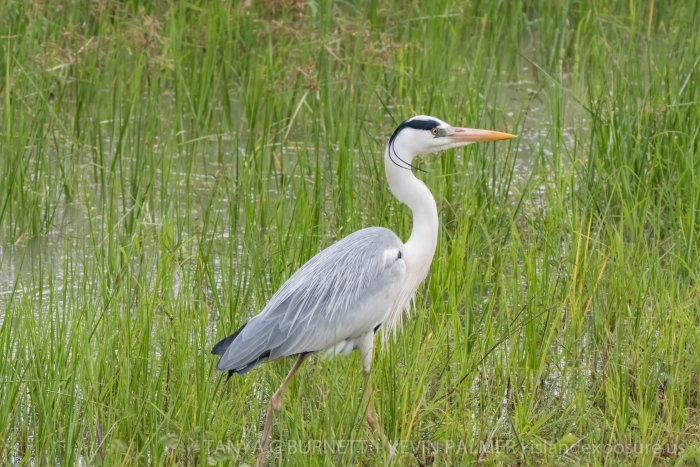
xmin=1 ymin=0 xmax=698 ymax=464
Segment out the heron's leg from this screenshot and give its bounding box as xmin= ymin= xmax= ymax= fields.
xmin=257 ymin=354 xmax=308 ymax=467
xmin=363 ymin=370 xmax=381 ymax=433
xmin=363 ymin=368 xmax=398 ymax=459
xmin=358 ymin=334 xmax=392 ymax=452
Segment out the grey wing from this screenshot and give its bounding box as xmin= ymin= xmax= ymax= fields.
xmin=214 ymin=227 xmax=405 ymax=374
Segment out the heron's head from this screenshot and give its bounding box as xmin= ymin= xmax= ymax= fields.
xmin=387 ymin=115 xmax=515 ymax=168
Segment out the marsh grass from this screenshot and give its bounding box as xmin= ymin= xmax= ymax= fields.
xmin=1 ymin=0 xmax=699 ymax=464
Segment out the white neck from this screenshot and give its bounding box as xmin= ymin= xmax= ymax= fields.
xmin=380 ymin=137 xmax=440 ymax=336
xmin=384 ymin=142 xmax=439 ymax=270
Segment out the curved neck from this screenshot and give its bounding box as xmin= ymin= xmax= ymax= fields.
xmin=384 ymin=145 xmax=439 ymax=259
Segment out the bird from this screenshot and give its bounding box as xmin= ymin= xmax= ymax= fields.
xmin=212 ymin=115 xmax=515 ymax=465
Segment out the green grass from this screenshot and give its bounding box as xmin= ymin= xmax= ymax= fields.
xmin=1 ymin=0 xmax=699 ymax=465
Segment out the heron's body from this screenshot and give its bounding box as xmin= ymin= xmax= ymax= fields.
xmin=212 ymin=115 xmax=514 ymax=465
xmin=212 ymin=226 xmax=406 ymax=374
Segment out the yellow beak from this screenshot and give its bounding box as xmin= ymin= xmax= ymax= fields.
xmin=448 ymin=127 xmax=516 ymax=142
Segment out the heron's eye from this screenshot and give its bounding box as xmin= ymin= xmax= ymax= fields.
xmin=431 ymin=128 xmax=439 ymax=136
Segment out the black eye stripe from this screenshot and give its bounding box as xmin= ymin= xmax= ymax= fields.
xmin=386 ymin=117 xmax=439 ymax=172
xmin=389 ymin=118 xmax=442 ymax=145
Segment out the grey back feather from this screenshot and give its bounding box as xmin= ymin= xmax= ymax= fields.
xmin=216 ymin=227 xmax=405 ymax=373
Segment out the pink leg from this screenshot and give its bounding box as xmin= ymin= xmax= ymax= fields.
xmin=364 ymin=370 xmax=397 ymax=459
xmin=364 ymin=371 xmax=380 ymax=432
xmin=359 ymin=336 xmax=393 ymax=455
xmin=257 ymin=354 xmax=308 ymax=467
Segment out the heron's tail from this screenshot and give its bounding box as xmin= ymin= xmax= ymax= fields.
xmin=211 ymin=322 xmax=247 ymax=356
xmin=212 ymin=322 xmax=253 ymax=380
xmin=212 ymin=321 xmax=276 ymax=377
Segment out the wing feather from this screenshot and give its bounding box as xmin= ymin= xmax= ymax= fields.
xmin=215 ymin=227 xmax=405 ymax=373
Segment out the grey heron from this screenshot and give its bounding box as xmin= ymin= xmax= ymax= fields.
xmin=212 ymin=115 xmax=515 ymax=464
